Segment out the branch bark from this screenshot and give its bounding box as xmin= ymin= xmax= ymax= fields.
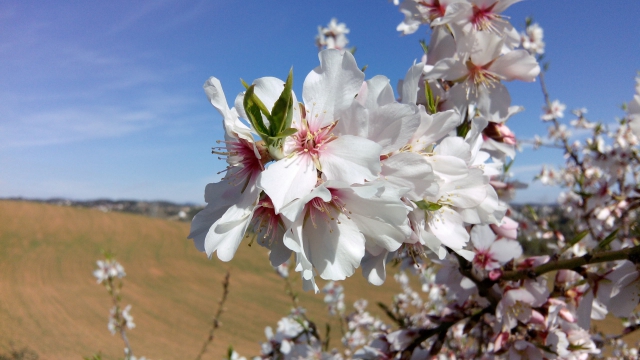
xmin=501 ymin=245 xmax=640 ymax=281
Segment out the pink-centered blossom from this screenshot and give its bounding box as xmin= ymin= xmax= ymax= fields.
xmin=427 ymin=32 xmax=540 ymax=95
xmin=258 ymin=50 xmax=382 ymax=214
xmin=541 ymin=99 xmax=566 ymax=121
xmin=189 ymin=77 xmax=266 ymax=261
xmin=470 ymin=224 xmax=522 ymax=271
xmin=280 ymin=180 xmax=410 ymax=287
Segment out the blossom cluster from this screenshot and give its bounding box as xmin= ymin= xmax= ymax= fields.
xmin=188 ymin=1 xmax=640 ymax=358
xmin=93 ymin=258 xmax=126 ymax=284
xmin=189 ymin=0 xmax=543 ymax=294
xmin=315 ymin=18 xmax=350 ymax=51
xmin=93 ymin=258 xmax=146 ymax=360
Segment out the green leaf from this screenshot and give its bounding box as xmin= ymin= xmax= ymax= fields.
xmin=270 ymin=68 xmax=294 ymax=135
xmin=536 ymin=343 xmax=558 ymax=355
xmin=419 ymin=39 xmax=428 ymax=55
xmin=526 ymin=205 xmax=539 ymax=221
xmin=457 ymin=119 xmax=471 ymax=138
xmin=361 ymin=64 xmax=368 ymax=72
xmin=573 ymin=190 xmax=593 ymax=198
xmin=425 ymin=80 xmax=437 ymax=114
xmin=566 ymin=230 xmax=590 ymax=248
xmin=240 ymin=78 xmax=250 ymax=90
xmin=503 ymin=159 xmax=514 ymax=173
xmin=414 ymin=200 xmax=442 ymax=211
xmin=270 ymin=127 xmax=298 ymax=139
xmin=525 ymin=17 xmax=533 ymax=27
xmin=568 ymin=344 xmax=591 ymax=352
xmin=243 ymin=85 xmax=270 ymax=140
xmin=597 ymin=228 xmax=619 ymax=250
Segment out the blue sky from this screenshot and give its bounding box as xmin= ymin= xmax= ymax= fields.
xmin=1 ymin=1 xmax=639 ymax=204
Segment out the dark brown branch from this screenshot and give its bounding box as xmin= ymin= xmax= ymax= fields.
xmin=453 ymin=252 xmax=501 ymax=306
xmin=398 ymin=251 xmax=500 ymax=359
xmin=400 ymin=305 xmax=495 ymax=360
xmin=502 ymin=245 xmax=640 ymax=281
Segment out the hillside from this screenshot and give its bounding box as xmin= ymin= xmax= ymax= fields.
xmin=0 ymin=200 xmax=402 ymax=360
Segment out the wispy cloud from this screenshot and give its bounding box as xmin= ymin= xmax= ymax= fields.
xmin=0 ymin=6 xmax=203 ymax=149
xmin=108 ymin=0 xmax=215 ymax=35
xmin=0 ymin=107 xmax=157 ymax=148
xmin=108 ymin=0 xmax=178 ymax=34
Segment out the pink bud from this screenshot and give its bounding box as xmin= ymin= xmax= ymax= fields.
xmin=530 ymin=310 xmax=545 ymax=324
xmin=490 ymin=216 xmax=519 ymax=240
xmin=489 ymin=269 xmax=503 ymax=281
xmin=493 ymin=331 xmax=510 ymax=351
xmin=483 ymin=122 xmax=517 ymax=145
xmin=559 ymin=308 xmax=576 ymax=323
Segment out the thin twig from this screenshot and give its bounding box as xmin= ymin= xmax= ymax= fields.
xmin=106 ymin=277 xmax=134 ymax=358
xmin=195 ymin=270 xmax=231 ymax=360
xmin=400 ymin=305 xmax=494 ymax=359
xmin=283 ymin=272 xmax=299 ymax=309
xmin=608 ymin=323 xmax=640 ymax=341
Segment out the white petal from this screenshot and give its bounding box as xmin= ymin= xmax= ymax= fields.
xmin=381 ymin=152 xmax=437 ymax=199
xmin=451 ymin=248 xmax=476 ymax=262
xmin=362 ymin=75 xmax=396 ymax=109
xmin=420 ymin=230 xmax=445 ymax=258
xmin=188 ymin=203 xmax=230 ymax=252
xmin=268 ymin=236 xmax=292 ymax=267
xmin=258 ymin=154 xmax=317 ymax=214
xmin=435 ymin=136 xmax=471 ymax=163
xmin=280 ymin=184 xmax=333 ymax=224
xmin=493 ymin=0 xmax=522 ymax=13
xmin=470 ymin=224 xmax=496 ymax=251
xmin=426 ymin=26 xmax=457 ymax=66
xmin=396 ymin=0 xmax=422 ymax=35
xmin=490 ymin=50 xmax=540 ymax=82
xmin=203 ymin=77 xmax=232 ymax=120
xmin=439 ymin=169 xmax=488 ymax=209
xmin=304 ymin=213 xmax=365 ymax=281
xmin=475 ymin=82 xmax=512 ymax=121
xmin=429 ymin=207 xmax=469 ymax=249
xmin=204 ymin=77 xmax=254 ymax=142
xmin=205 ymin=186 xmax=260 ymax=261
xmin=411 ymin=109 xmax=462 ymax=150
xmin=490 ymin=239 xmax=522 ymax=264
xmin=329 ymin=181 xmax=411 ymax=252
xmin=303 ymin=49 xmax=364 ymax=128
xmin=426 ymin=58 xmax=468 ymax=81
xmin=400 ymin=62 xmax=424 ymax=105
xmin=189 ymin=181 xmax=245 ymax=252
xmin=427 ymin=155 xmax=469 ymax=182
xmin=361 ymin=251 xmax=388 ymax=286
xmin=576 ymin=288 xmax=594 ymax=330
xmin=337 ymin=101 xmax=369 ymax=138
xmin=609 ymin=273 xmax=640 ymax=317
xmin=320 ymin=135 xmax=382 ymax=184
xmin=469 ymin=32 xmax=503 ymax=66
xmin=252 ymin=77 xmax=286 ymax=111
xmin=368 ymin=103 xmax=421 ymax=154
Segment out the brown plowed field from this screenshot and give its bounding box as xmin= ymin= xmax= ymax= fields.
xmin=0 ymin=200 xmax=401 ymax=359
xmin=1 ymin=200 xmax=637 ymax=359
